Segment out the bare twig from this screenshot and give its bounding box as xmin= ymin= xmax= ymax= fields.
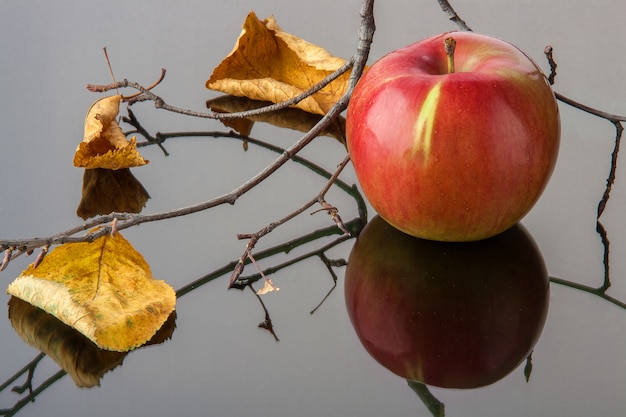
xmin=102 ymin=47 xmax=119 ymax=96
xmin=309 ymin=253 xmax=347 ymax=314
xmin=0 ymin=247 xmax=13 ymax=271
xmin=407 ymin=380 xmax=446 ymax=417
xmin=550 ymin=275 xmax=626 ymax=309
xmin=544 ymin=45 xmax=557 ymax=85
xmin=87 ymin=61 xmax=354 ymax=121
xmin=310 ymin=200 xmax=351 ymax=236
xmin=249 ymin=285 xmax=280 ymax=341
xmin=32 ymin=245 xmax=48 ymax=269
xmin=596 ymin=221 xmax=612 ymax=291
xmin=543 ymin=46 xmax=624 ymax=294
xmin=123 ymin=107 xmax=170 ymax=156
xmin=229 ymin=154 xmax=352 ymax=287
xmin=597 ymin=121 xmax=624 ymax=218
xmin=86 ymin=68 xmax=166 ymax=97
xmin=556 ymin=93 xmax=626 ymax=122
xmin=436 ymin=0 xmax=472 ymax=31
xmin=350 ymin=0 xmax=376 ymax=91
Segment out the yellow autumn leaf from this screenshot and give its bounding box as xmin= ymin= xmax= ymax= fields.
xmin=6 ymin=232 xmax=176 ymax=352
xmin=73 ymin=95 xmax=149 ymax=169
xmin=207 ymin=11 xmax=351 ymax=115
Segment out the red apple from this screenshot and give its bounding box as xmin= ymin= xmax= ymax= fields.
xmin=346 ymin=31 xmax=560 ymax=241
xmin=344 ymin=216 xmax=549 ymax=389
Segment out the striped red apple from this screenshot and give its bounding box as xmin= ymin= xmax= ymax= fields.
xmin=346 ymin=31 xmax=560 ymax=241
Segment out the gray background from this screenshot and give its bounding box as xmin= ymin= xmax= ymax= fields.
xmin=1 ymin=1 xmax=625 ymax=416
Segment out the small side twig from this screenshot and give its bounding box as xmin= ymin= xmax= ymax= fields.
xmin=123 ymin=108 xmax=170 ymax=156
xmin=229 ymin=154 xmax=352 ymax=287
xmin=249 ymin=284 xmax=280 ymax=341
xmin=309 ymin=253 xmax=347 ymax=315
xmin=595 ymin=221 xmax=611 ymax=291
xmin=597 ymin=121 xmax=624 ymax=218
xmin=86 ymin=67 xmax=166 ymax=99
xmin=310 ymin=200 xmax=351 ymax=236
xmin=436 ymin=0 xmax=473 ymax=31
xmin=544 ymin=45 xmax=557 ymax=85
xmin=32 ymin=245 xmax=49 ymax=269
xmin=556 ymin=93 xmax=626 ymax=122
xmin=0 ymin=247 xmax=14 ymax=271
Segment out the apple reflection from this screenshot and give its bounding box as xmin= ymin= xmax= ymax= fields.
xmin=344 ymin=216 xmax=549 ymax=389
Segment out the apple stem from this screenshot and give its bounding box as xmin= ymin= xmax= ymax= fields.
xmin=444 ymin=37 xmax=456 ymax=74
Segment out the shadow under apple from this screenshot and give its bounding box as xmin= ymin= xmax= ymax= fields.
xmin=344 ymin=216 xmax=549 ymax=389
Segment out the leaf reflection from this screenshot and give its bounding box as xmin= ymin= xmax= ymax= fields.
xmin=77 ymin=168 xmax=150 ymax=220
xmin=207 ymin=95 xmax=346 ymax=144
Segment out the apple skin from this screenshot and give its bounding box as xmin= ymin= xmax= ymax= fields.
xmin=344 ymin=216 xmax=549 ymax=389
xmin=346 ymin=31 xmax=560 ymax=242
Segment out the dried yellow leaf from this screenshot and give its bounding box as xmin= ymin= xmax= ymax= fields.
xmin=73 ymin=95 xmax=149 ymax=169
xmin=207 ymin=11 xmax=351 ymax=115
xmin=6 ymin=232 xmax=176 ymax=352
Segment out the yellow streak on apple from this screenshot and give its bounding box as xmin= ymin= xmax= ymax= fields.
xmin=412 ymin=81 xmax=442 ymax=163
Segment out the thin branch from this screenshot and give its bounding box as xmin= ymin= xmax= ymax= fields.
xmin=436 ymin=0 xmax=472 ymax=31
xmin=88 ymin=60 xmax=354 ymax=121
xmin=0 ymin=369 xmax=66 ymax=417
xmin=597 ymin=121 xmax=624 ymax=218
xmin=232 ymin=231 xmax=355 ymax=289
xmin=407 ymin=380 xmax=446 ymax=417
xmin=349 ymin=0 xmax=375 ymax=91
xmin=249 ymin=284 xmax=280 ymax=341
xmin=550 ymin=275 xmax=626 ymax=309
xmin=309 ymin=253 xmax=346 ymax=314
xmin=0 ymin=353 xmax=45 ymax=394
xmin=556 ymin=93 xmax=626 ymax=122
xmin=124 ymin=108 xmax=170 ymax=156
xmin=175 ymin=216 xmax=364 ymax=297
xmin=543 ymin=46 xmax=624 ymax=298
xmin=595 ymin=221 xmax=611 ymax=291
xmin=229 ymin=154 xmax=352 ymax=287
